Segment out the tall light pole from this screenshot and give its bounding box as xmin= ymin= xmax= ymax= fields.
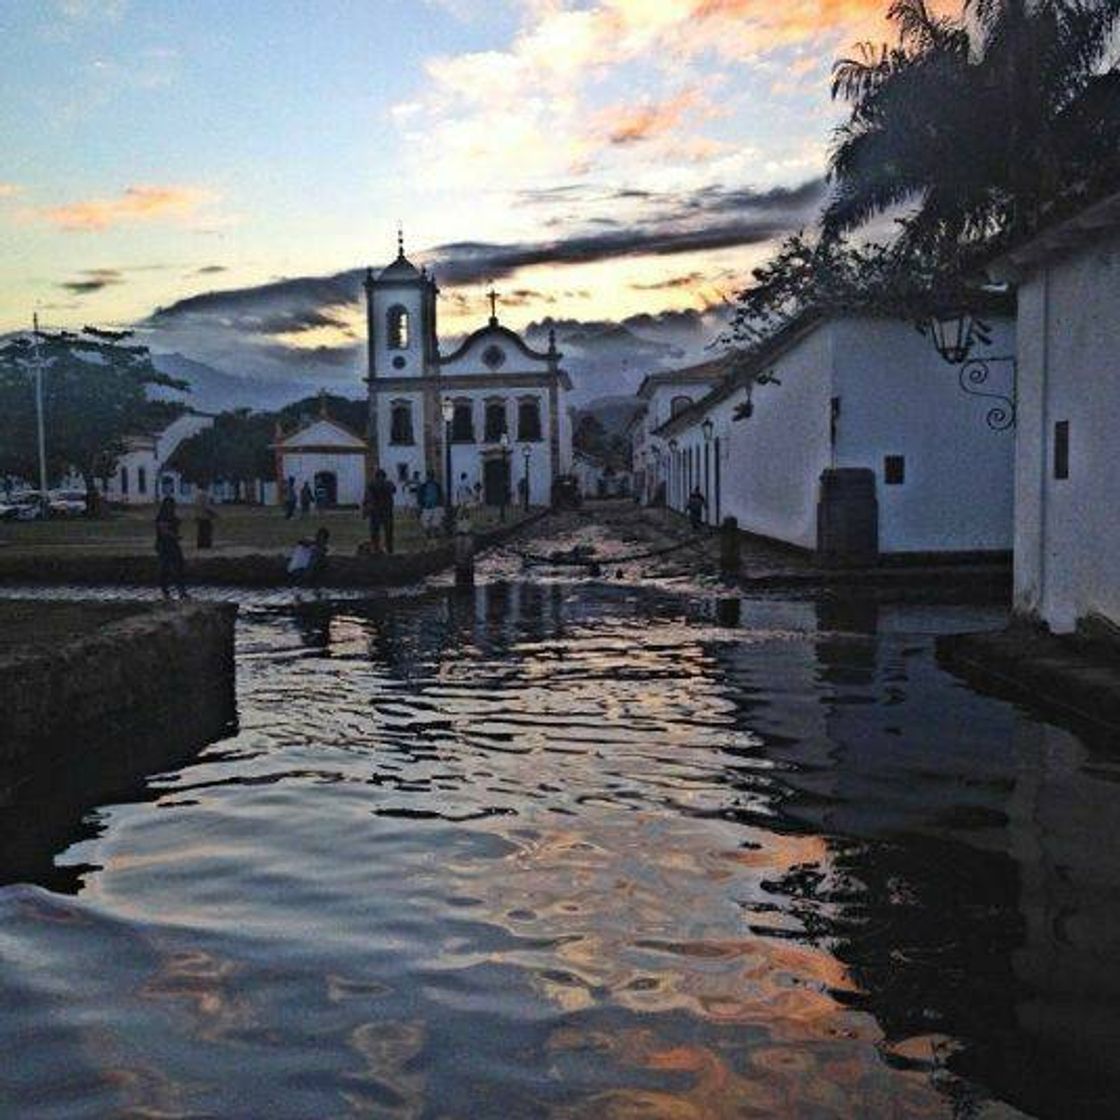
xmin=32 ymin=314 xmax=49 ymax=517
xmin=702 ymin=418 xmax=713 ymax=527
xmin=521 ymin=443 xmax=531 ymax=511
xmin=498 ymin=431 xmax=510 ymax=522
xmin=668 ymin=438 xmax=678 ymax=510
xmin=441 ymin=397 xmax=454 ymax=532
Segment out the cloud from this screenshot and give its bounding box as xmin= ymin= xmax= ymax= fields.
xmin=393 ymin=1 xmax=891 ymax=188
xmin=0 ymin=183 xmax=20 ymax=199
xmin=195 ymin=264 xmax=227 ymax=275
xmin=38 ymin=184 xmax=216 ymax=232
xmin=58 ymin=267 xmax=125 ymax=294
xmin=630 ymin=272 xmax=706 ymax=291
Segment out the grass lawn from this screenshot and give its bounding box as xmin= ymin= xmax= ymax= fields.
xmin=0 ymin=502 xmax=536 ymax=559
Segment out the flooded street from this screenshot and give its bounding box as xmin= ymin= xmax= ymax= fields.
xmin=3 ymin=524 xmax=1120 ymax=1118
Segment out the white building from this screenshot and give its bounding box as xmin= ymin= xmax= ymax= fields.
xmin=102 ymin=412 xmax=214 ymax=505
xmin=363 ymin=240 xmax=572 ymax=507
xmin=630 ymin=357 xmax=731 ymax=504
xmin=991 ymin=190 xmax=1120 ymax=633
xmin=272 ymin=410 xmax=368 ymax=507
xmin=651 ymin=313 xmax=1016 ymax=557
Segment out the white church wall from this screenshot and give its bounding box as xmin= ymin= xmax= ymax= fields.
xmin=1012 ymin=227 xmax=1120 ymax=632
xmin=280 ymin=451 xmax=366 ymax=505
xmin=832 ymin=316 xmax=1014 ymax=554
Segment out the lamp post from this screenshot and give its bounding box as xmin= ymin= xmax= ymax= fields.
xmin=702 ymin=418 xmax=713 ymax=527
xmin=498 ymin=431 xmax=511 ymax=522
xmin=31 ymin=314 xmax=49 ymax=518
xmin=521 ymin=443 xmax=531 ymax=511
xmin=668 ymin=438 xmax=678 ymax=510
xmin=928 ymin=310 xmax=1017 ymax=431
xmin=441 ymin=397 xmax=454 ymax=531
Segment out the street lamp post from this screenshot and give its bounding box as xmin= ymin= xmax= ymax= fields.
xmin=702 ymin=418 xmax=713 ymax=528
xmin=441 ymin=397 xmax=454 ymax=531
xmin=668 ymin=438 xmax=679 ymax=510
xmin=521 ymin=443 xmax=531 ymax=511
xmin=31 ymin=314 xmax=49 ymax=518
xmin=498 ymin=432 xmax=511 ymax=522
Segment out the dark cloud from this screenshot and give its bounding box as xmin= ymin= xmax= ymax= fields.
xmin=147 ymin=270 xmax=363 ymax=321
xmin=196 ymin=264 xmax=227 ymax=275
xmin=630 ymin=271 xmax=706 ymax=291
xmin=58 ymin=267 xmax=124 ymax=294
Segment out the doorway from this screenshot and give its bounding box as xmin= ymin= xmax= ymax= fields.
xmin=313 ymin=471 xmax=338 ymax=507
xmin=483 ymin=457 xmax=510 ymax=507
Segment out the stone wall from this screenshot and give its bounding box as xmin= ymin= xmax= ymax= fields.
xmin=0 ymin=603 xmax=237 ymax=789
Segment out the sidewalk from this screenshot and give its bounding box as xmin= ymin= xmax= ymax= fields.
xmin=622 ymin=504 xmax=1010 ymax=599
xmin=938 ymin=623 xmax=1120 ymax=733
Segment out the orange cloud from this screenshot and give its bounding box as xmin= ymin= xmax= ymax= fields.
xmin=0 ymin=183 xmax=20 ymax=198
xmin=598 ymin=88 xmax=707 ymax=146
xmin=39 ymin=184 xmax=215 ymax=232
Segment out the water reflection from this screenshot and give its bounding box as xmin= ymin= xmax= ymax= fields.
xmin=1 ymin=579 xmax=1118 ymax=1118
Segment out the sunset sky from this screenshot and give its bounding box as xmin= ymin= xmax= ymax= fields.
xmin=0 ymin=0 xmax=913 ymax=388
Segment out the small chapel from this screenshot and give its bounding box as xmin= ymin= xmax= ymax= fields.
xmin=363 ymin=236 xmax=572 ymax=507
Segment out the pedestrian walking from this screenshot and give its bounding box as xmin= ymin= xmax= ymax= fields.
xmin=415 ymin=472 xmax=443 ymax=539
xmin=686 ymin=487 xmax=707 ymax=531
xmin=195 ymin=488 xmax=218 ymax=549
xmin=284 ymin=476 xmax=297 ymax=520
xmin=299 ymin=481 xmax=313 ymax=517
xmin=155 ymin=496 xmax=188 ymax=599
xmin=363 ymin=468 xmax=397 ymax=553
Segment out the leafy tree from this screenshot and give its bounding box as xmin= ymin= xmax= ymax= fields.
xmin=726 ymin=231 xmax=1002 ymax=351
xmin=170 ymin=409 xmax=275 ymax=499
xmin=0 ymin=326 xmax=187 ymax=500
xmin=825 ymin=0 xmax=1120 ymax=252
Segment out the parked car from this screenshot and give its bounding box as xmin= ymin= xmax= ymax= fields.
xmin=48 ymin=489 xmax=88 ymax=516
xmin=9 ymin=491 xmax=47 ymax=520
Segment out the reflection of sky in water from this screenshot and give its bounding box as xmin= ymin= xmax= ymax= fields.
xmin=0 ymin=577 xmax=1117 ymax=1119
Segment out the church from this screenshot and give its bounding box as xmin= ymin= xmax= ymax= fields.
xmin=274 ymin=237 xmax=573 ymax=509
xmin=363 ymin=237 xmax=573 ymax=508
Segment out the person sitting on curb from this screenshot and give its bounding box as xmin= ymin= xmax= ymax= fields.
xmin=288 ymin=527 xmax=330 ymax=589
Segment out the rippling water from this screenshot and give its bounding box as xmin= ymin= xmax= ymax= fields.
xmin=3 ymin=561 xmax=1120 ymax=1118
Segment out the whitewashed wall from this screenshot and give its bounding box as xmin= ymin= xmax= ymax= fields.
xmin=832 ymin=317 xmax=1015 ymax=554
xmin=1013 ymin=228 xmax=1120 ymax=632
xmin=722 ymin=326 xmax=834 ymax=549
xmin=280 ymin=451 xmax=366 ymax=505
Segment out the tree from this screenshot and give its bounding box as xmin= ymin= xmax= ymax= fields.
xmin=0 ymin=326 xmax=187 ymax=499
xmin=170 ymin=409 xmax=275 ymax=499
xmin=825 ymin=0 xmax=1120 ymax=252
xmin=726 ymin=231 xmax=1000 ymax=351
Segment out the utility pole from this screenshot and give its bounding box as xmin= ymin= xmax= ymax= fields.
xmin=32 ymin=313 xmax=49 ymax=517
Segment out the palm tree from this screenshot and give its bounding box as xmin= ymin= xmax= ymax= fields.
xmin=823 ymin=0 xmax=1120 ymax=252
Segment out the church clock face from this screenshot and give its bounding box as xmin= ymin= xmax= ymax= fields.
xmin=482 ymin=344 xmax=506 ymax=370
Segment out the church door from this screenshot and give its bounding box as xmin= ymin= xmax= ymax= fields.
xmin=483 ymin=457 xmax=510 ymax=507
xmin=313 ymin=470 xmax=338 ymax=507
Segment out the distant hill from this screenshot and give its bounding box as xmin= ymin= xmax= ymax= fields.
xmin=576 ymin=395 xmax=645 ymax=435
xmin=150 ymin=353 xmax=322 ymax=413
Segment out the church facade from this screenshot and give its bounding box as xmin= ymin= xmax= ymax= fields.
xmin=363 ymin=241 xmax=572 ymax=508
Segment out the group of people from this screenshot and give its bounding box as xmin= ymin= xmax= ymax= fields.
xmin=153 ymin=466 xmax=494 ymax=599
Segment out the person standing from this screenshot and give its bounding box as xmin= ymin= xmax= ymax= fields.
xmin=299 ymin=480 xmax=313 ymax=517
xmin=195 ymin=488 xmax=218 ymax=549
xmin=363 ymin=468 xmax=397 ymax=553
xmin=155 ymin=496 xmax=188 ymax=598
xmin=455 ymin=472 xmax=475 ymax=509
xmin=415 ymin=472 xmax=443 ymax=540
xmin=284 ymin=476 xmax=297 ymax=520
xmin=686 ymin=487 xmax=707 ymax=531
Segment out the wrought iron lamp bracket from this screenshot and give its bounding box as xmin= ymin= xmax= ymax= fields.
xmin=955 ymin=355 xmax=1017 ymax=432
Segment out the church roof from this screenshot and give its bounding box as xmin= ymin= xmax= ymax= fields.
xmin=379 ymin=253 xmax=422 ymax=281
xmin=272 ymin=417 xmax=367 ymax=451
xmin=439 ymin=321 xmax=556 ymax=365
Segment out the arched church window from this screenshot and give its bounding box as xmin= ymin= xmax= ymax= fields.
xmin=387 ymin=305 xmax=410 ymax=350
xmin=484 ymin=399 xmax=508 ymax=442
xmin=517 ymin=397 xmax=542 ymax=442
xmin=670 ymin=394 xmax=693 ymax=418
xmin=389 ymin=399 xmax=414 ymax=445
xmin=451 ymin=399 xmax=474 ymax=443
